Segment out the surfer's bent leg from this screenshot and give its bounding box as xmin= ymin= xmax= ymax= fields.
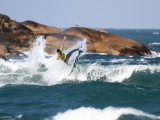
xmin=64 ymin=48 xmax=79 ymax=63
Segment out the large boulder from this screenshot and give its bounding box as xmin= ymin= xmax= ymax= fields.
xmin=62 ymin=27 xmax=151 ymax=56
xmin=0 ymin=13 xmax=152 ymax=57
xmin=0 ymin=14 xmax=62 ymax=56
xmin=0 ymin=14 xmax=33 ymax=34
xmin=21 ymin=20 xmax=61 ymax=34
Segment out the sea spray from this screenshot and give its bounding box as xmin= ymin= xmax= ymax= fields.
xmin=64 ymin=39 xmax=87 ymax=65
xmin=43 ymin=39 xmax=87 ymax=84
xmin=25 ymin=35 xmax=47 ymax=66
xmin=0 ymin=36 xmax=49 ymax=86
xmin=0 ymin=36 xmax=88 ymax=86
xmin=144 ymin=50 xmax=160 ymax=58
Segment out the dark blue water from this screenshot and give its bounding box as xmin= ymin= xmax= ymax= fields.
xmin=0 ymin=30 xmax=160 ymax=120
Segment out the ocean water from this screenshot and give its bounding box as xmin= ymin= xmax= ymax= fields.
xmin=0 ymin=29 xmax=160 ymax=120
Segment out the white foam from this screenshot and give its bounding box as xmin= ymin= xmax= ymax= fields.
xmin=66 ymin=63 xmax=160 ymax=83
xmin=0 ymin=36 xmax=48 ymax=86
xmin=109 ymin=59 xmax=133 ymax=63
xmin=0 ymin=36 xmax=87 ymax=87
xmin=149 ymin=42 xmax=160 ymax=46
xmin=0 ymin=114 xmax=23 ymax=120
xmin=51 ymin=106 xmax=160 ymax=120
xmin=152 ymin=32 xmax=159 ymax=35
xmin=1 ymin=60 xmax=160 ymax=86
xmin=15 ymin=114 xmax=23 ymax=119
xmin=87 ymin=53 xmax=108 ymax=55
xmin=144 ymin=51 xmax=160 ymax=58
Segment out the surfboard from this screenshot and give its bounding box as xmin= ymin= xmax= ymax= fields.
xmin=68 ymin=48 xmax=83 ymax=76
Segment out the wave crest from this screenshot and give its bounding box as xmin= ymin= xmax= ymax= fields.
xmin=51 ymin=106 xmax=160 ymax=120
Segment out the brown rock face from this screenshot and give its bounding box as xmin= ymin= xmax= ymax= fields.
xmin=0 ymin=14 xmax=32 ymax=34
xmin=0 ymin=44 xmax=7 ymax=56
xmin=21 ymin=21 xmax=61 ymax=34
xmin=63 ymin=27 xmax=151 ymax=56
xmin=0 ymin=13 xmax=152 ymax=58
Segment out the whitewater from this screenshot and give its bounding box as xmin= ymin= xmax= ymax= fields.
xmin=0 ymin=29 xmax=160 ymax=120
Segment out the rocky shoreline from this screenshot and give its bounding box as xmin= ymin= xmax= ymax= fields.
xmin=0 ymin=13 xmax=152 ymax=58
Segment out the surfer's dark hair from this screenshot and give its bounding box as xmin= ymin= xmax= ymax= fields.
xmin=57 ymin=49 xmax=61 ymax=52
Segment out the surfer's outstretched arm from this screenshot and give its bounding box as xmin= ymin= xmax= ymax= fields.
xmin=64 ymin=48 xmax=79 ymax=63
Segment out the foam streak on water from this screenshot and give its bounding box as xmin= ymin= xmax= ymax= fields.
xmin=149 ymin=42 xmax=160 ymax=46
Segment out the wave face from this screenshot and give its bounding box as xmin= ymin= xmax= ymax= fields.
xmin=0 ymin=30 xmax=160 ymax=120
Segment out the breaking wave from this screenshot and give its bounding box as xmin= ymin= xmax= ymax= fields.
xmin=0 ymin=36 xmax=160 ymax=88
xmin=50 ymin=106 xmax=160 ymax=120
xmin=0 ymin=36 xmax=87 ymax=86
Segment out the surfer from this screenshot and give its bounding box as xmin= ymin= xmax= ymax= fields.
xmin=56 ymin=36 xmax=83 ymax=63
